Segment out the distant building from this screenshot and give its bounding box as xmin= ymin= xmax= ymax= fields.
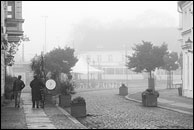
xmin=73 ymin=50 xmax=145 ymax=88
xmin=178 ymin=1 xmax=193 ymax=98
xmin=74 ymin=42 xmax=182 ymax=88
xmin=1 ymin=1 xmax=24 ymax=101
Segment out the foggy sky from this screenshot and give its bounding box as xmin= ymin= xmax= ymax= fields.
xmin=17 ymin=1 xmax=179 ymax=62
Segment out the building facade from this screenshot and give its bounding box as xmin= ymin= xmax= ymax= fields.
xmin=178 ymin=1 xmax=193 ymax=98
xmin=1 ymin=1 xmax=24 ymax=101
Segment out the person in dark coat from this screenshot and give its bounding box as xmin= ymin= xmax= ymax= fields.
xmin=13 ymin=75 xmax=25 ymax=108
xmin=30 ymin=75 xmax=45 ymax=108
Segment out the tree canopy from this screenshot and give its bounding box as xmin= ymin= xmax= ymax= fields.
xmin=163 ymin=51 xmax=179 ymax=71
xmin=30 ymin=46 xmax=78 ymax=78
xmin=126 ymin=41 xmax=168 ymax=78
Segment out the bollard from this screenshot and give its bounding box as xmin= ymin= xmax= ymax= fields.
xmin=119 ymin=83 xmax=128 ymax=96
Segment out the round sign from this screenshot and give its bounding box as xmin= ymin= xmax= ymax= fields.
xmin=46 ymin=79 xmax=56 ymax=90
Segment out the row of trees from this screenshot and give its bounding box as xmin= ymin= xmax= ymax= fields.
xmin=30 ymin=41 xmax=182 ymax=92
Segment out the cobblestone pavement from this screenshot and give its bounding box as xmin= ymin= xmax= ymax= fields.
xmin=43 ymin=103 xmax=86 ymax=129
xmin=72 ymin=89 xmax=193 ymax=129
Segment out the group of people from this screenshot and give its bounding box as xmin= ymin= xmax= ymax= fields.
xmin=13 ymin=73 xmax=75 ymax=109
xmin=13 ymin=75 xmax=45 ymax=109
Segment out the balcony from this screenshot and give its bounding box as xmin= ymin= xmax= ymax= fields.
xmin=5 ymin=18 xmax=24 ymax=43
xmin=7 ymin=35 xmax=21 ymax=43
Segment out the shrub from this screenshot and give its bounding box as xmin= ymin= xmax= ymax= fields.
xmin=142 ymin=88 xmax=159 ymax=97
xmin=4 ymin=75 xmax=16 ymax=99
xmin=60 ymin=81 xmax=72 ymax=95
xmin=71 ymin=96 xmax=86 ymax=105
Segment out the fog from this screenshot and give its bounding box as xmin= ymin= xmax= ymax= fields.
xmin=17 ymin=1 xmax=179 ymax=61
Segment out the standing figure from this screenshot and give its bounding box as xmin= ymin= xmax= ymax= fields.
xmin=30 ymin=75 xmax=44 ymax=108
xmin=13 ymin=75 xmax=25 ymax=108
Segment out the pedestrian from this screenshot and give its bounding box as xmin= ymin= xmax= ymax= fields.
xmin=30 ymin=75 xmax=45 ymax=108
xmin=13 ymin=75 xmax=25 ymax=108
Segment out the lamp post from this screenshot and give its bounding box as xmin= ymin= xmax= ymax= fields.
xmin=21 ymin=35 xmax=30 ymax=62
xmin=40 ymin=51 xmax=46 ymax=82
xmin=42 ymin=16 xmax=48 ymax=54
xmin=123 ymin=44 xmax=128 ymax=86
xmin=87 ymin=56 xmax=90 ymax=88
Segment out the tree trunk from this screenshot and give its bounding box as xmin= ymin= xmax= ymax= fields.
xmin=171 ymin=71 xmax=173 ymax=88
xmin=148 ymin=71 xmax=155 ymax=90
xmin=169 ymin=70 xmax=172 ymax=89
xmin=167 ymin=70 xmax=171 ymax=89
xmin=149 ymin=71 xmax=152 ymax=79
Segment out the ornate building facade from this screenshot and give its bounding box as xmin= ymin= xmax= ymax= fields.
xmin=1 ymin=1 xmax=24 ymax=101
xmin=178 ymin=1 xmax=193 ymax=98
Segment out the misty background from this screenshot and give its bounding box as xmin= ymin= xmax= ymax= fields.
xmin=16 ymin=1 xmax=180 ymax=62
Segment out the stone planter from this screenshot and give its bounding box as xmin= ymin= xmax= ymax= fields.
xmin=45 ymin=94 xmax=56 ymax=104
xmin=142 ymin=89 xmax=159 ymax=107
xmin=71 ymin=103 xmax=86 ymax=118
xmin=119 ymin=84 xmax=128 ymax=96
xmin=59 ymin=94 xmax=71 ymax=107
xmin=45 ymin=94 xmax=52 ymax=102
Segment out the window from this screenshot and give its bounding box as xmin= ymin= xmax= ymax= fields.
xmin=7 ymin=1 xmax=15 ymax=19
xmin=7 ymin=15 xmax=12 ymax=18
xmin=7 ymin=6 xmax=12 ymax=11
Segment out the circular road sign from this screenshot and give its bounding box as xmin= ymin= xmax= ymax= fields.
xmin=46 ymin=79 xmax=56 ymax=90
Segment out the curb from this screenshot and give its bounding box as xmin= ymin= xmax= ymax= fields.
xmin=56 ymin=105 xmax=88 ymax=129
xmin=125 ymin=95 xmax=193 ymax=116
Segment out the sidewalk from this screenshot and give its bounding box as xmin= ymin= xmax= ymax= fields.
xmin=126 ymin=88 xmax=193 ymax=115
xmin=1 ymin=99 xmax=27 ymax=129
xmin=1 ymin=92 xmax=87 ymax=129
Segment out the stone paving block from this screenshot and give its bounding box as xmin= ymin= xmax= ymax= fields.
xmin=158 ymin=98 xmax=175 ymax=104
xmin=27 ymin=123 xmax=56 ymax=129
xmin=26 ymin=117 xmax=52 ymax=123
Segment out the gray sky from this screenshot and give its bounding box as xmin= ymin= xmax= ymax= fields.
xmin=19 ymin=1 xmax=179 ymax=61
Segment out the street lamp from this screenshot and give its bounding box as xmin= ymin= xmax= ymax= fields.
xmin=20 ymin=35 xmax=30 ymax=62
xmin=123 ymin=44 xmax=128 ymax=86
xmin=42 ymin=16 xmax=48 ymax=54
xmin=87 ymin=56 xmax=90 ymax=88
xmin=40 ymin=51 xmax=46 ymax=81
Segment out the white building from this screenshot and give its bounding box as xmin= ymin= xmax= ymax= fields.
xmin=72 ymin=50 xmax=144 ymax=89
xmin=74 ymin=50 xmax=144 ymax=87
xmin=178 ymin=1 xmax=193 ymax=98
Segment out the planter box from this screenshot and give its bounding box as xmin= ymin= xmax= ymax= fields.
xmin=45 ymin=94 xmax=52 ymax=102
xmin=142 ymin=93 xmax=157 ymax=107
xmin=45 ymin=94 xmax=56 ymax=104
xmin=119 ymin=85 xmax=128 ymax=96
xmin=71 ymin=104 xmax=86 ymax=118
xmin=59 ymin=94 xmax=71 ymax=107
